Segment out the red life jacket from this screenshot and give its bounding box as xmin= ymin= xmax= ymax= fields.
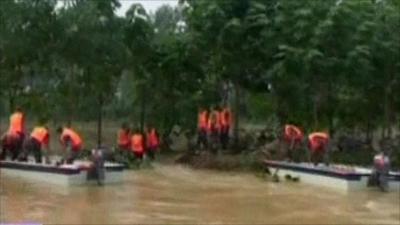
xmin=147 ymin=129 xmax=159 ymax=148
xmin=60 ymin=128 xmax=82 ymax=151
xmin=219 ymin=108 xmax=231 ymax=128
xmin=131 ymin=134 xmax=144 ymax=153
xmin=118 ymin=129 xmax=131 ymax=149
xmin=198 ymin=110 xmax=208 ymax=130
xmin=9 ymin=112 xmax=25 ymax=134
xmin=31 ymin=126 xmax=50 ymax=147
xmin=284 ymin=124 xmax=303 ymax=144
xmin=308 ymin=132 xmax=329 ymax=152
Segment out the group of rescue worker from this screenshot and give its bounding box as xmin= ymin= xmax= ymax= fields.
xmin=197 ymin=105 xmax=232 ymax=151
xmin=279 ymin=124 xmax=330 ymax=165
xmin=0 ymin=108 xmax=83 ymax=164
xmin=116 ymin=122 xmax=160 ymax=163
xmin=0 ymin=107 xmax=392 ymax=191
xmin=279 ymin=124 xmax=391 ymax=191
xmin=0 ymin=108 xmax=161 ymax=166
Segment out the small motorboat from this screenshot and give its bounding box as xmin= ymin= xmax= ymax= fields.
xmin=264 ymin=160 xmax=400 ymax=192
xmin=0 ymin=159 xmax=125 ymax=186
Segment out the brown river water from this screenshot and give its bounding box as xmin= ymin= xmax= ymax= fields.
xmin=1 ymin=164 xmax=399 ymax=224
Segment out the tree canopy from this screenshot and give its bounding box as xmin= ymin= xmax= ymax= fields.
xmin=0 ymin=0 xmax=399 ymax=148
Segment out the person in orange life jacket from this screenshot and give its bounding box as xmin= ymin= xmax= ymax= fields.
xmin=197 ymin=106 xmax=209 ymax=150
xmin=6 ymin=107 xmax=26 ymax=154
xmin=307 ymin=131 xmax=330 ymax=166
xmin=146 ymin=125 xmax=160 ymax=160
xmin=57 ymin=126 xmax=83 ymax=164
xmin=131 ymin=128 xmax=145 ymax=160
xmin=219 ymin=106 xmax=232 ymax=150
xmin=20 ymin=125 xmax=50 ymax=163
xmin=281 ymin=124 xmax=304 ymax=162
xmin=117 ymin=122 xmax=131 ymax=151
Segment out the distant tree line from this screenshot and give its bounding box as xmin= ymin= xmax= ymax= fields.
xmin=0 ymin=0 xmax=399 ymax=147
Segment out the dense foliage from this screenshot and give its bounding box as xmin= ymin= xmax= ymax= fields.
xmin=0 ymin=0 xmax=399 ymax=148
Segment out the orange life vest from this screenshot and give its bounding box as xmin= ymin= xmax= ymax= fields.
xmin=198 ymin=110 xmax=208 ymax=130
xmin=60 ymin=128 xmax=82 ymax=151
xmin=131 ymin=134 xmax=144 ymax=153
xmin=308 ymin=132 xmax=329 ymax=152
xmin=31 ymin=126 xmax=49 ymax=146
xmin=118 ymin=129 xmax=131 ymax=148
xmin=147 ymin=129 xmax=159 ymax=148
xmin=284 ymin=124 xmax=303 ymax=143
xmin=219 ymin=108 xmax=231 ymax=128
xmin=9 ymin=112 xmax=24 ymax=134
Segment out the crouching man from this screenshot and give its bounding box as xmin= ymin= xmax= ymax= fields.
xmin=307 ymin=132 xmax=330 ymax=166
xmin=282 ymin=124 xmax=304 ymax=162
xmin=57 ymin=126 xmax=83 ymax=164
xmin=20 ymin=125 xmax=50 ymax=163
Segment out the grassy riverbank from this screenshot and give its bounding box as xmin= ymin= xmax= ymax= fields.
xmin=171 ymin=149 xmax=400 ymax=172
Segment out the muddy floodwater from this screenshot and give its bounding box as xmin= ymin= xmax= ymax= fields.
xmin=1 ymin=164 xmax=399 ymax=224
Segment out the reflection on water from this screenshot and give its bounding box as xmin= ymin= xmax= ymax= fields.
xmin=1 ymin=164 xmax=399 ymax=224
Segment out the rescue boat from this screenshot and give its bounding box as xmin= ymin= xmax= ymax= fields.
xmin=264 ymin=160 xmax=400 ymax=192
xmin=0 ymin=160 xmax=125 ymax=186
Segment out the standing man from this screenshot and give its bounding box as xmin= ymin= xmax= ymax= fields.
xmin=1 ymin=107 xmax=26 ymax=161
xmin=115 ymin=122 xmax=131 ymax=165
xmin=219 ymin=106 xmax=232 ymax=150
xmin=197 ymin=106 xmax=209 ymax=150
xmin=131 ymin=128 xmax=145 ymax=162
xmin=20 ymin=125 xmax=50 ymax=163
xmin=8 ymin=107 xmax=25 ymax=152
xmin=146 ymin=125 xmax=160 ymax=160
xmin=57 ymin=126 xmax=83 ymax=164
xmin=369 ymin=148 xmax=390 ymax=192
xmin=307 ymin=131 xmax=330 ymax=166
xmin=368 ymin=138 xmax=392 ymax=192
xmin=117 ymin=122 xmax=131 ymax=151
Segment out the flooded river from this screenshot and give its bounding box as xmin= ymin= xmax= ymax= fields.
xmin=1 ymin=164 xmax=399 ymax=224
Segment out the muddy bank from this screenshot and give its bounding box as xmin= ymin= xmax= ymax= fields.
xmin=172 ymin=149 xmax=400 ymax=172
xmin=174 ymin=151 xmax=265 ymax=172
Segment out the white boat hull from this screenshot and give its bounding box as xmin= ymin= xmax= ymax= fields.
xmin=265 ymin=160 xmax=400 ymax=192
xmin=0 ymin=160 xmax=125 ymax=186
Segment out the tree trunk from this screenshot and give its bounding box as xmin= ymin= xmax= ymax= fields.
xmin=384 ymin=90 xmax=390 ymax=139
xmin=384 ymin=67 xmax=395 ymax=139
xmin=97 ymin=96 xmax=103 ymax=148
xmin=366 ymin=120 xmax=371 ymax=144
xmin=313 ymin=96 xmax=319 ymax=130
xmin=8 ymin=89 xmax=15 ymax=114
xmin=328 ymin=110 xmax=334 ymax=137
xmin=66 ymin=118 xmax=72 ymax=128
xmin=233 ymin=81 xmax=240 ymax=150
xmin=139 ymin=84 xmax=146 ymax=133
